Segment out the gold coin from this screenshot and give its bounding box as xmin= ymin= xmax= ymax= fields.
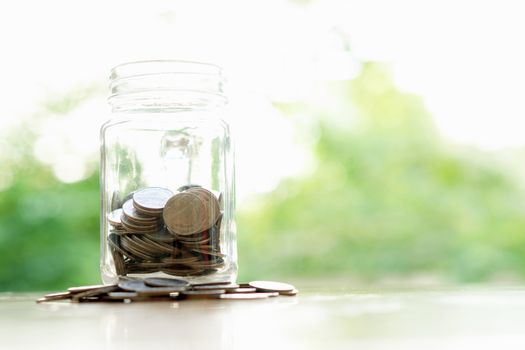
xmin=186 ymin=187 xmax=216 ymax=198
xmin=187 ymin=188 xmax=222 ymax=215
xmin=163 ymin=191 xmax=220 ymax=235
xmin=37 ymin=291 xmax=72 ymax=303
xmin=71 ymin=285 xmax=120 ymax=302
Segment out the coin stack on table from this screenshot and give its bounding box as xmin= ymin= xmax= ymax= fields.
xmin=107 ymin=185 xmax=224 ymax=277
xmin=37 ymin=279 xmax=299 ymax=303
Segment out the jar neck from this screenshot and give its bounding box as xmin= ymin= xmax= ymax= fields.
xmin=108 ymin=60 xmax=227 ymax=112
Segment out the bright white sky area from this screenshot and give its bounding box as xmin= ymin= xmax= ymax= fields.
xmin=0 ymin=0 xmax=524 ymax=198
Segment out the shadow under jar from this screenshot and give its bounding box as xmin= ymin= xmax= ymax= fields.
xmin=100 ymin=60 xmax=237 ymax=284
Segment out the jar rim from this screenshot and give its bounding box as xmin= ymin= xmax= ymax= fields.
xmin=108 ymin=60 xmax=227 ymax=111
xmin=110 ymin=60 xmax=223 ymax=80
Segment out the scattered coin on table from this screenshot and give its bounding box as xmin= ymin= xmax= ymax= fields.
xmin=192 ymin=283 xmax=239 ymax=291
xmin=144 ymin=277 xmax=189 ymax=288
xmin=248 ymin=280 xmax=295 ymax=293
xmin=219 ymin=292 xmax=278 ymax=300
xmin=67 ymin=284 xmax=108 ymax=293
xmin=226 ymin=287 xmax=257 ymax=293
xmin=107 ymin=292 xmax=139 ymax=299
xmin=37 ymin=280 xmax=297 ymax=303
xmin=280 ymin=288 xmax=299 ymax=296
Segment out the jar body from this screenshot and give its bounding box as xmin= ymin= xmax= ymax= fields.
xmin=100 ymin=110 xmax=237 ymax=284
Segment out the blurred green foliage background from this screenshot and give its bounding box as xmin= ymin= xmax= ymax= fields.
xmin=1 ymin=62 xmax=524 ymax=291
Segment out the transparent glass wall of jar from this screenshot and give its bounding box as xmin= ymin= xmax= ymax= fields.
xmin=100 ymin=60 xmax=237 ymax=284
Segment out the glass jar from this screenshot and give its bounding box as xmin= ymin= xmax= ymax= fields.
xmin=100 ymin=60 xmax=236 ymax=285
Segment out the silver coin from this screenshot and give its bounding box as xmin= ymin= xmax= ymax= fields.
xmin=122 ymin=199 xmax=158 ymax=222
xmin=248 ymin=281 xmax=295 ymax=293
xmin=107 ymin=292 xmax=139 ymax=299
xmin=192 ymin=283 xmax=239 ymax=291
xmin=133 ymin=187 xmax=174 ymax=211
xmin=118 ymin=280 xmax=148 ymax=291
xmin=181 ymin=289 xmax=226 ymax=297
xmin=144 ymin=277 xmax=189 ymax=288
xmin=118 ymin=279 xmax=186 ymax=293
xmin=136 ymin=289 xmax=184 ymax=297
xmin=191 ymin=281 xmax=233 ymax=287
xmin=120 ymin=217 xmax=160 ymax=234
xmin=121 ymin=213 xmax=160 ymax=227
xmin=279 ymin=288 xmax=299 ymax=296
xmin=107 ymin=208 xmax=123 ymax=226
xmin=226 ymin=287 xmax=257 ymax=293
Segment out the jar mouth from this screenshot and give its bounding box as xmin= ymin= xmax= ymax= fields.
xmin=110 ymin=60 xmax=223 ymax=80
xmin=109 ymin=60 xmax=227 ymax=110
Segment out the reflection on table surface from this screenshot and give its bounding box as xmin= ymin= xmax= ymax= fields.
xmin=2 ymin=286 xmax=525 ymax=350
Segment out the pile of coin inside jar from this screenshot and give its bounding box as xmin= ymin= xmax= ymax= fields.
xmin=37 ymin=279 xmax=298 ymax=303
xmin=107 ymin=185 xmax=224 ymax=277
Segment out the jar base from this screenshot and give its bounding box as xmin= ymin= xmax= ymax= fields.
xmin=101 ymin=264 xmax=238 ymax=285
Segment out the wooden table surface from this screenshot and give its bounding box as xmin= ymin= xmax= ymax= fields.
xmin=1 ymin=286 xmax=525 ymax=349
